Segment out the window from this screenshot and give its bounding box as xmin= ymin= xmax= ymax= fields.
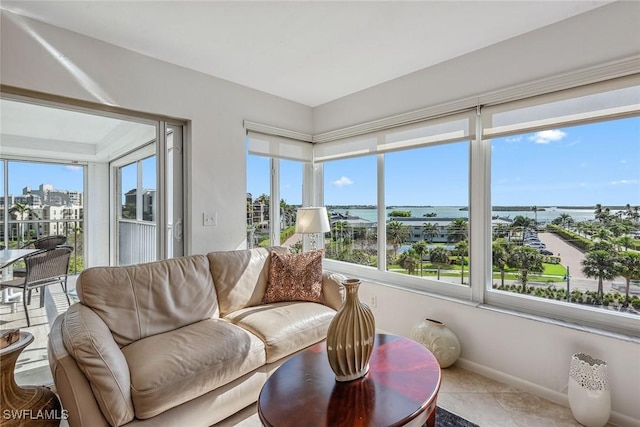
xmin=489 ymin=116 xmax=640 ymax=328
xmin=246 ymin=155 xmax=305 ymax=249
xmin=279 ymin=160 xmax=303 ymax=251
xmin=385 ymin=142 xmax=469 ymax=284
xmin=246 ymin=75 xmax=639 ymax=335
xmin=246 ymin=155 xmax=271 ymax=248
xmin=245 ymin=129 xmax=311 ymax=250
xmin=324 ymin=156 xmax=378 ymax=266
xmin=0 ymin=159 xmax=85 ymax=272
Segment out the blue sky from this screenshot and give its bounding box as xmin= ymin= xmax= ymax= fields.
xmin=4 ymin=117 xmax=638 ymax=207
xmin=3 ymin=162 xmax=84 ymax=194
xmin=2 ymin=157 xmax=156 ymax=196
xmin=249 ymin=116 xmax=640 ymax=207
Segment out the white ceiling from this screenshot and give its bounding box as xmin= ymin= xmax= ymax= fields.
xmin=0 ymin=0 xmax=612 ymax=107
xmin=0 ymin=99 xmax=156 ymax=162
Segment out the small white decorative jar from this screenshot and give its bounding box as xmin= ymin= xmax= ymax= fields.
xmin=412 ymin=318 xmax=461 ymax=368
xmin=568 ymin=352 xmax=610 ymax=427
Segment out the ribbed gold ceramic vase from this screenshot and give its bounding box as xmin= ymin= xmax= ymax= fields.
xmin=326 ymin=278 xmax=375 ymax=382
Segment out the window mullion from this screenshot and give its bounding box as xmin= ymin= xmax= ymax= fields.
xmin=377 ymin=152 xmax=386 ymax=271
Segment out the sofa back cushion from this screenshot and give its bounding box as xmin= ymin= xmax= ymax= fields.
xmin=76 ymin=255 xmax=218 ymax=347
xmin=207 ymin=247 xmax=288 ymax=316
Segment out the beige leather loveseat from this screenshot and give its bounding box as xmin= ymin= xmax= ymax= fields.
xmin=48 ymin=247 xmax=345 ymax=427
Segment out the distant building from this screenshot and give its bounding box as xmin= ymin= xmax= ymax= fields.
xmin=124 ymin=188 xmax=156 ymax=221
xmin=0 ymin=183 xmax=84 ymax=240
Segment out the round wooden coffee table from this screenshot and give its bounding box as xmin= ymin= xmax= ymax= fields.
xmin=258 ymin=333 xmax=441 ymax=427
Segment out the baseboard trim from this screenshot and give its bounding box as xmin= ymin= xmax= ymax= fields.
xmin=454 ymin=358 xmax=639 ymax=427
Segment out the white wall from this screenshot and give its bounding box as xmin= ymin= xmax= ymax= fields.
xmin=314 ymin=1 xmax=640 ymax=133
xmin=358 ymin=281 xmax=640 ymax=426
xmin=0 ymin=10 xmax=314 ymax=256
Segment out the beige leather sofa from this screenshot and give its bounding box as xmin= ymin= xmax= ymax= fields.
xmin=48 ymin=247 xmax=345 ymax=427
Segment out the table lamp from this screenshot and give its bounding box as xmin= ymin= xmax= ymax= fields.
xmin=295 ymin=207 xmax=330 ymax=251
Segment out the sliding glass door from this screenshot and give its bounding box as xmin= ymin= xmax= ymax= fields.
xmin=112 ymin=123 xmax=184 ymax=265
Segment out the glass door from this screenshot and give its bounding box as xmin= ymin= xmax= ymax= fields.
xmin=166 ymin=124 xmax=184 ymax=258
xmin=115 ymin=146 xmax=157 ymax=265
xmin=112 ymin=122 xmax=184 ymax=265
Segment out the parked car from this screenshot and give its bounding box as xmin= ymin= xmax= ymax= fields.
xmin=539 ymin=249 xmax=553 ymax=255
xmin=525 ymin=242 xmax=546 ymax=249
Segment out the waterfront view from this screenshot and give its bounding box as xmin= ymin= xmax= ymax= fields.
xmin=328 ymin=206 xmax=601 ymax=223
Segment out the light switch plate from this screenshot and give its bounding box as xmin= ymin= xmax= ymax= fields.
xmin=203 ymin=212 xmax=217 ymax=226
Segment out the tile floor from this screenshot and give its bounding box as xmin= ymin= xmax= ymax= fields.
xmin=1 ymin=278 xmax=614 ymax=427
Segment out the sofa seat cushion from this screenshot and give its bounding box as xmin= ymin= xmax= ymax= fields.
xmin=121 ymin=318 xmax=265 ymax=419
xmin=224 ymin=302 xmax=336 ymax=363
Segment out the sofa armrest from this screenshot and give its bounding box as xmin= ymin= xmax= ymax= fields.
xmin=48 ymin=314 xmax=110 ymax=427
xmin=61 ymin=304 xmax=135 ymax=427
xmin=322 ymin=271 xmax=346 ymax=310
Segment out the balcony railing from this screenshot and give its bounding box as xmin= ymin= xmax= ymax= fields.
xmin=118 ymin=220 xmax=156 ymax=266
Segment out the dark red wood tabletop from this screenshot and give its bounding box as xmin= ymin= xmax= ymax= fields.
xmin=258 ymin=333 xmax=441 ymax=427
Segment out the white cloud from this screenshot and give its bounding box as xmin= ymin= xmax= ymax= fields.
xmin=505 ymin=136 xmax=522 ymax=143
xmin=64 ymin=165 xmax=82 ymax=172
xmin=610 ymin=179 xmax=638 ymax=185
xmin=529 ymin=129 xmax=567 ymax=144
xmin=332 ymin=176 xmax=353 ymax=187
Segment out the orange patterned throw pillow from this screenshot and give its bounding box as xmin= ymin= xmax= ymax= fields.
xmin=263 ymin=250 xmax=324 ymax=304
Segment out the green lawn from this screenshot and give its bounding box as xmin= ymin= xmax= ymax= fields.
xmin=388 ymin=262 xmax=567 ymax=282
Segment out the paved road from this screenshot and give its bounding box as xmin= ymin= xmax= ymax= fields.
xmin=537 ymin=231 xmax=622 ymax=293
xmin=537 ymin=232 xmax=587 ymax=279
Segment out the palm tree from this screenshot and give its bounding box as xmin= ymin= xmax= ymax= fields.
xmin=614 ymin=235 xmax=634 ymax=252
xmin=492 ymin=239 xmax=512 ymax=287
xmin=256 ymin=193 xmax=269 ymax=204
xmin=594 ymin=205 xmax=612 ymax=224
xmin=623 ymin=204 xmax=640 ymax=225
xmin=333 ymin=221 xmax=348 ymax=255
xmin=279 ymin=199 xmax=296 ymax=228
xmin=429 ymin=246 xmax=450 ymax=280
xmin=9 ymin=202 xmax=39 ymax=246
xmin=508 ymin=246 xmax=544 ymax=293
xmin=492 ymin=223 xmax=509 ymax=239
xmin=609 ymin=222 xmax=628 ymax=238
xmin=454 ymin=239 xmax=468 ymax=284
xmin=387 ymin=221 xmax=409 ymax=257
xmin=510 ymin=215 xmax=535 ymax=242
xmin=412 ymin=240 xmax=428 ymax=277
xmin=422 ymin=223 xmax=439 ymax=243
xmin=617 ymin=252 xmax=640 ymax=305
xmin=594 ymin=227 xmax=612 ymax=243
xmin=558 ymin=213 xmax=574 ymax=229
xmin=447 ymin=218 xmax=468 ymax=243
xmin=398 ymin=249 xmax=419 ymax=275
xmin=581 ymin=249 xmax=618 ymax=301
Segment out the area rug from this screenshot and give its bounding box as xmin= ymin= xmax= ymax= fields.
xmin=213 ymin=403 xmax=479 ymax=426
xmin=435 ymin=406 xmax=480 ymax=427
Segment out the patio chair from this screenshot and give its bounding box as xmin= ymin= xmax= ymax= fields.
xmin=20 ymin=235 xmax=67 ymax=250
xmin=14 ymin=235 xmax=68 ymax=278
xmin=0 ymin=246 xmax=73 ymax=327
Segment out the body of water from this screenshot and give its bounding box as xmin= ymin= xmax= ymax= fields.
xmin=330 ymin=206 xmax=600 ymax=223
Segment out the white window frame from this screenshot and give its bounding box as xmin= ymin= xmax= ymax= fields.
xmin=246 ymin=71 xmax=640 ymax=338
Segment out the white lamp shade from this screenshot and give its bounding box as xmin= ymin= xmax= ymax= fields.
xmin=295 ymin=207 xmax=331 ymax=234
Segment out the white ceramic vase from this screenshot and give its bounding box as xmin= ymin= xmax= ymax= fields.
xmin=412 ymin=318 xmax=460 ymax=368
xmin=568 ymin=352 xmax=610 ymax=427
